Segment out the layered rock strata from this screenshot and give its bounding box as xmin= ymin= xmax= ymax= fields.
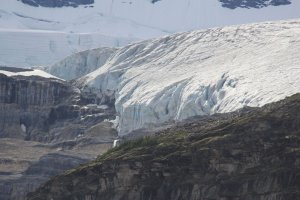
xmin=28 ymin=94 xmax=300 ymax=200
xmin=0 ymin=67 xmax=117 ymax=200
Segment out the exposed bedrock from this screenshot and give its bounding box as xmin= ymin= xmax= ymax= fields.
xmin=0 ymin=68 xmax=118 ymax=200
xmin=28 ymin=94 xmax=300 ymax=200
xmin=219 ymin=0 xmax=291 ymax=9
xmin=0 ymin=153 xmax=88 ymax=200
xmin=0 ymin=71 xmax=116 ymax=141
xmin=19 ymin=0 xmax=94 ymax=8
xmin=0 ymin=73 xmax=75 ymax=140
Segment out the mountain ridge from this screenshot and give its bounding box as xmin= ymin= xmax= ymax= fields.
xmin=27 ymin=93 xmax=300 ymax=200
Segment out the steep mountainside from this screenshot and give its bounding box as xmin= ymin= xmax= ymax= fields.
xmin=0 ymin=67 xmax=117 ymax=200
xmin=28 ymin=93 xmax=300 ymax=200
xmin=49 ymin=19 xmax=300 ymax=135
xmin=0 ymin=67 xmax=72 ymax=139
xmin=1 ymin=0 xmax=300 ymax=67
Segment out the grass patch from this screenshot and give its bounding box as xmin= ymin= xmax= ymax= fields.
xmin=97 ymin=136 xmax=160 ymax=161
xmin=97 ymin=132 xmax=188 ymax=161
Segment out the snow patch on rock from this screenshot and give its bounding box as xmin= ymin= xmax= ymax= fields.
xmin=0 ymin=68 xmax=60 ymax=79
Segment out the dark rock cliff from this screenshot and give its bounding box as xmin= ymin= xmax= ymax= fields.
xmin=19 ymin=0 xmax=94 ymax=8
xmin=28 ymin=94 xmax=300 ymax=200
xmin=219 ymin=0 xmax=291 ymax=9
xmin=0 ymin=73 xmax=74 ymax=140
xmin=0 ymin=68 xmax=117 ymax=200
xmin=1 ymin=153 xmax=89 ymax=200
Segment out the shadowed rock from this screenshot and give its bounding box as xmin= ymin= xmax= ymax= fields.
xmin=28 ymin=93 xmax=300 ymax=200
xmin=19 ymin=0 xmax=94 ymax=8
xmin=0 ymin=68 xmax=117 ymax=200
xmin=219 ymin=0 xmax=291 ymax=9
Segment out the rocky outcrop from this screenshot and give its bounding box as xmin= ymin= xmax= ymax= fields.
xmin=0 ymin=67 xmax=117 ymax=141
xmin=152 ymin=0 xmax=292 ymax=8
xmin=19 ymin=0 xmax=94 ymax=8
xmin=0 ymin=120 xmax=117 ymax=200
xmin=0 ymin=67 xmax=118 ymax=200
xmin=0 ymin=153 xmax=88 ymax=200
xmin=219 ymin=0 xmax=291 ymax=9
xmin=28 ymin=94 xmax=300 ymax=200
xmin=0 ymin=71 xmax=75 ymax=139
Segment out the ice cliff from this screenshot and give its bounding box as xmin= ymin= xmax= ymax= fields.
xmin=47 ymin=47 xmax=117 ymax=80
xmin=49 ymin=19 xmax=300 ymax=135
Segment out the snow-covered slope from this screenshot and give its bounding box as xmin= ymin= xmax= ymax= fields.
xmin=68 ymin=19 xmax=300 ymax=135
xmin=0 ymin=66 xmax=59 ymax=79
xmin=0 ymin=29 xmax=132 ymax=68
xmin=3 ymin=0 xmax=300 ymax=33
xmin=1 ymin=0 xmax=300 ymax=67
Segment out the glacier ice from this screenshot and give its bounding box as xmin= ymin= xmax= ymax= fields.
xmin=66 ymin=19 xmax=300 ymax=135
xmin=46 ymin=47 xmax=118 ymax=80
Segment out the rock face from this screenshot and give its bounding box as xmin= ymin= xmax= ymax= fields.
xmin=219 ymin=0 xmax=291 ymax=9
xmin=0 ymin=67 xmax=118 ymax=200
xmin=0 ymin=71 xmax=74 ymax=139
xmin=28 ymin=94 xmax=300 ymax=200
xmin=0 ymin=152 xmax=89 ymax=200
xmin=19 ymin=0 xmax=94 ymax=8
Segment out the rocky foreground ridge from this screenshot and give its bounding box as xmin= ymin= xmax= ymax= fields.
xmin=28 ymin=93 xmax=300 ymax=200
xmin=0 ymin=67 xmax=117 ymax=200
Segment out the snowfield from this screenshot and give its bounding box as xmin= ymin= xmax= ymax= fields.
xmin=1 ymin=0 xmax=300 ymax=67
xmin=0 ymin=68 xmax=59 ymax=79
xmin=0 ymin=29 xmax=132 ymax=68
xmin=51 ymin=19 xmax=300 ymax=135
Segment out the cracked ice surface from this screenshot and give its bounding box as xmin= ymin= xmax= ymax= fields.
xmin=77 ymin=19 xmax=300 ymax=135
xmin=47 ymin=47 xmax=118 ymax=80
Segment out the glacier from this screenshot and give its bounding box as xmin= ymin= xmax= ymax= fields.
xmin=46 ymin=47 xmax=117 ymax=80
xmin=1 ymin=0 xmax=300 ymax=67
xmin=49 ymin=19 xmax=300 ymax=135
